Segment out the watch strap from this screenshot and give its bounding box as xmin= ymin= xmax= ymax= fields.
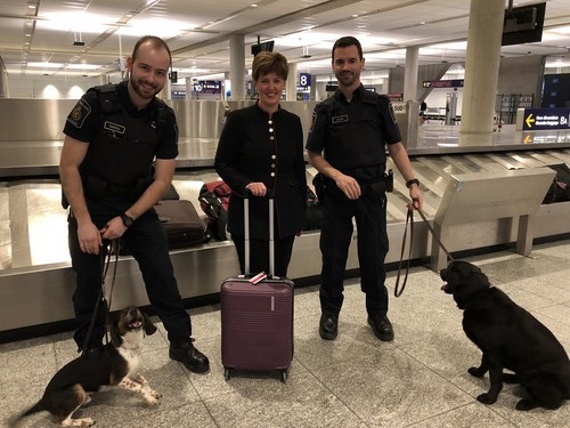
xmin=406 ymin=178 xmax=420 ymax=188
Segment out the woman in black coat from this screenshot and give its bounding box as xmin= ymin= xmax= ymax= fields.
xmin=214 ymin=51 xmax=306 ymax=277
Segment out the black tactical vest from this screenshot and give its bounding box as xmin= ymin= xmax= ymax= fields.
xmin=321 ymin=91 xmax=386 ymax=171
xmin=79 ymin=84 xmax=167 ymax=193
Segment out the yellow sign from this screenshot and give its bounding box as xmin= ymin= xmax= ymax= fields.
xmin=525 ymin=113 xmax=535 ymax=128
xmin=523 ymin=135 xmax=533 ymax=144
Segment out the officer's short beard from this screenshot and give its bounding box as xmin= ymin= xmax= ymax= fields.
xmin=335 ymin=71 xmax=359 ymax=88
xmin=130 ymin=74 xmax=160 ymax=100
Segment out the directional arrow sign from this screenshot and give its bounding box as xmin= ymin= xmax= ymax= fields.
xmin=523 ymin=108 xmax=570 ymax=131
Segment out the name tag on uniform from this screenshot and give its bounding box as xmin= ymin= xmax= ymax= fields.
xmin=104 ymin=121 xmax=126 ymax=135
xmin=332 ymin=114 xmax=349 ymax=124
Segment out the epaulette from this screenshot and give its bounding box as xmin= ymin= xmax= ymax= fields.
xmin=153 ymin=98 xmax=169 ymax=129
xmin=90 ymin=84 xmax=122 ymax=115
xmin=318 ymin=96 xmax=336 ymax=114
xmin=362 ymin=91 xmax=381 ymax=105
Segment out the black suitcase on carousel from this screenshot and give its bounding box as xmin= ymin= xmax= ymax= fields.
xmin=220 ymin=197 xmax=294 ymax=383
xmin=155 ymin=200 xmax=207 ymax=249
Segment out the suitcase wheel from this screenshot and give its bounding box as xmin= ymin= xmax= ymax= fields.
xmin=224 ymin=367 xmax=232 ymax=381
xmin=279 ymin=369 xmax=288 ymax=383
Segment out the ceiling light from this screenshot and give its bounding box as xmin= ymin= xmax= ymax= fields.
xmin=73 ymin=31 xmax=85 ymax=47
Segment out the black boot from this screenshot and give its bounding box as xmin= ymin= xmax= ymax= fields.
xmin=368 ymin=315 xmax=394 ymax=341
xmin=169 ymin=339 xmax=210 ymax=374
xmin=319 ymin=313 xmax=338 ymax=340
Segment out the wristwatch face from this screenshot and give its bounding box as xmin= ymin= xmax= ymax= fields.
xmin=121 ymin=214 xmax=134 ymax=227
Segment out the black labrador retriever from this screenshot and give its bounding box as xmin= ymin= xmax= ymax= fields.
xmin=440 ymin=260 xmax=570 ymax=410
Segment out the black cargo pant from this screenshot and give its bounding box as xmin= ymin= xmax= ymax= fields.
xmin=68 ymin=196 xmax=191 ymax=350
xmin=319 ymin=188 xmax=389 ymax=318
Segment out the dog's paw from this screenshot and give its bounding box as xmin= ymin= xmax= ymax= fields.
xmin=145 ymin=396 xmax=160 ymax=406
xmin=62 ymin=417 xmax=95 ymax=427
xmin=515 ymin=398 xmax=541 ymax=411
xmin=468 ymin=367 xmax=485 ymax=378
xmin=143 ymin=389 xmax=163 ymax=405
xmin=476 ymin=393 xmax=497 ymax=405
xmin=150 ymin=389 xmax=163 ymax=400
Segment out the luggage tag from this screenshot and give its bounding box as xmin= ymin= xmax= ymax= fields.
xmin=249 ymin=272 xmax=267 ymax=285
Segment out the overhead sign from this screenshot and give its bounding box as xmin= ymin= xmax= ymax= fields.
xmin=423 ymin=79 xmax=464 ymax=89
xmin=523 ymin=108 xmax=570 ymax=130
xmin=194 ymin=80 xmax=221 ymax=94
xmin=299 ymin=73 xmax=311 ymax=88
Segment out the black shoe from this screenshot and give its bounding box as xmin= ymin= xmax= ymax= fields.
xmin=169 ymin=339 xmax=210 ymax=374
xmin=319 ymin=314 xmax=338 ymax=340
xmin=368 ymin=315 xmax=394 ymax=341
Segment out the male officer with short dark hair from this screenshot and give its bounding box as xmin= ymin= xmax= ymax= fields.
xmin=60 ymin=35 xmax=210 ymax=374
xmin=306 ymin=36 xmax=424 ymax=341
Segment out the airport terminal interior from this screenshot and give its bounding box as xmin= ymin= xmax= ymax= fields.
xmin=3 ymin=0 xmax=570 ymax=427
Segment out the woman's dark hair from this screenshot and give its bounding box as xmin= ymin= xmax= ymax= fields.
xmin=252 ymin=51 xmax=289 ymax=81
xmin=331 ymin=36 xmax=363 ymax=61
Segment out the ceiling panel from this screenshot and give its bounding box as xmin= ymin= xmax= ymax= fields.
xmin=0 ymin=0 xmax=568 ymax=80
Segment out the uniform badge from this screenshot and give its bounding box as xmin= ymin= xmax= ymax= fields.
xmin=388 ymin=102 xmax=398 ymax=124
xmin=66 ymin=99 xmax=91 ymax=129
xmin=309 ymin=111 xmax=317 ymax=133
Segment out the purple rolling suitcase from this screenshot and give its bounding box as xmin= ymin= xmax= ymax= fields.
xmin=220 ymin=197 xmax=294 ymax=383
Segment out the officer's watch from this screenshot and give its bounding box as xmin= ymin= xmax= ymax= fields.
xmin=406 ymin=178 xmax=420 ymax=188
xmin=121 ymin=213 xmax=134 ymax=228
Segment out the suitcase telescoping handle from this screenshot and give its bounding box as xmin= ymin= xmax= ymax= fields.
xmin=244 ymin=193 xmax=275 ymax=277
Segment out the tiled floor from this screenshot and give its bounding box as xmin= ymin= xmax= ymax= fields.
xmin=2 ymin=240 xmax=570 ymax=427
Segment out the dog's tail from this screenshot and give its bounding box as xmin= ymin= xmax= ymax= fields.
xmin=5 ymin=401 xmax=44 ymax=427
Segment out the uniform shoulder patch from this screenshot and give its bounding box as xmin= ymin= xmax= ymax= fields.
xmin=388 ymin=101 xmax=398 ymax=124
xmin=66 ymin=99 xmax=92 ymax=129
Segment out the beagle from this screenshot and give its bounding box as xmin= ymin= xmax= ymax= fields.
xmin=10 ymin=306 xmax=160 ymax=427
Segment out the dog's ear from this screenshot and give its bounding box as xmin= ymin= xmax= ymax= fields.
xmin=143 ymin=312 xmax=157 ymax=336
xmin=110 ymin=313 xmax=123 ymax=347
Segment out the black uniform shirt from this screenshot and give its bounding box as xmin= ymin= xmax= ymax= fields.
xmin=306 ymin=85 xmax=401 ymax=180
xmin=63 ymin=81 xmax=178 ymax=186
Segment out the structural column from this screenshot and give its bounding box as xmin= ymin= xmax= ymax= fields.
xmin=229 ymin=34 xmax=245 ymax=100
xmin=403 ymin=46 xmax=419 ymax=102
xmin=403 ymin=46 xmax=420 ymax=148
xmin=286 ymin=62 xmax=297 ymax=101
xmin=460 ymin=0 xmax=505 ymax=146
xmin=98 ymin=74 xmax=110 ymax=86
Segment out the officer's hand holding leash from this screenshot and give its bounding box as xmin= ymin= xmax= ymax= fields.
xmin=100 ymin=216 xmax=129 ymax=241
xmin=406 ymin=184 xmax=424 ymax=211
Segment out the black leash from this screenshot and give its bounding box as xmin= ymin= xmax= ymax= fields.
xmin=394 ymin=209 xmax=414 ymax=298
xmin=393 ymin=207 xmax=453 ymax=298
xmin=80 ymin=239 xmax=120 ymax=356
xmin=415 ymin=208 xmax=453 ymax=261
